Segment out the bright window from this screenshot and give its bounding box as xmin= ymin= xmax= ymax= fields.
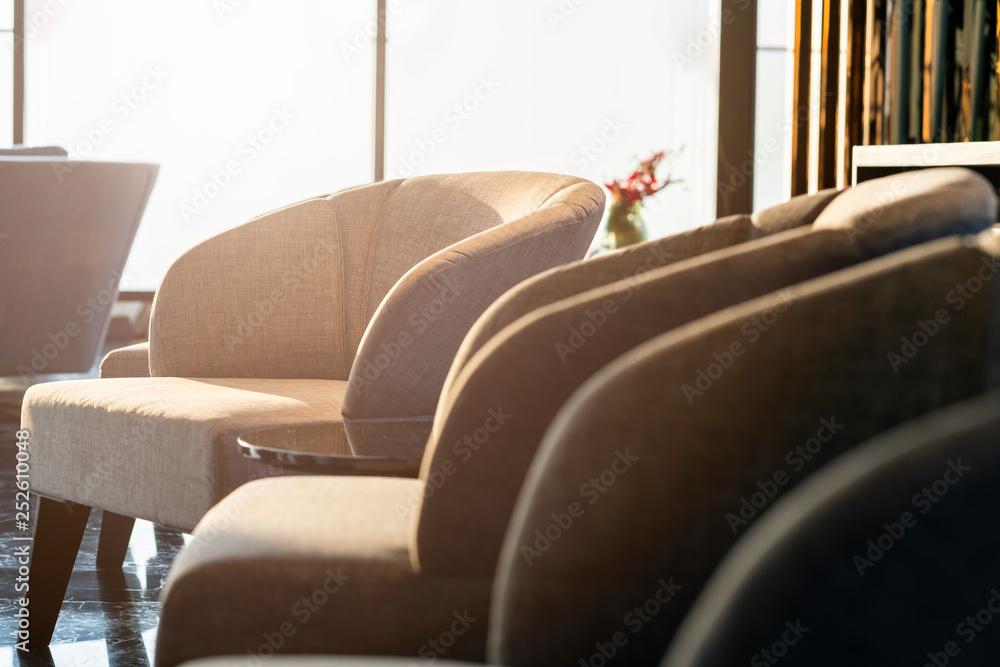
xmin=0 ymin=0 xmax=12 ymax=147
xmin=753 ymin=0 xmax=796 ymax=211
xmin=17 ymin=1 xmax=725 ymax=287
xmin=385 ymin=0 xmax=720 ymax=241
xmin=24 ymin=0 xmax=374 ymax=290
xmin=0 ymin=0 xmax=12 ymax=30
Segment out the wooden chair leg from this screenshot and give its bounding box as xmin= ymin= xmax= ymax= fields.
xmin=26 ymin=497 xmax=91 ymax=649
xmin=96 ymin=511 xmax=135 ymax=569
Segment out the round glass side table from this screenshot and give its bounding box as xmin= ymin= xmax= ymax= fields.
xmin=237 ymin=421 xmax=429 ymax=478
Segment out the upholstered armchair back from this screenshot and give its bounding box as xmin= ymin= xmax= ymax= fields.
xmin=148 ymin=172 xmax=604 ymax=420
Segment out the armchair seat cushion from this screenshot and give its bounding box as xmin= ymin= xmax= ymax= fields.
xmin=156 ymin=476 xmax=491 ymax=667
xmin=23 ymin=377 xmax=348 ymax=531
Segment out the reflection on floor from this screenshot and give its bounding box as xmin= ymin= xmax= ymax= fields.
xmin=0 ymin=422 xmax=189 ymax=666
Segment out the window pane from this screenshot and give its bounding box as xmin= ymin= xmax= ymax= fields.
xmin=25 ymin=0 xmax=374 ymax=290
xmin=757 ymin=0 xmax=794 ymax=50
xmin=753 ymin=49 xmax=794 ymax=210
xmin=0 ymin=0 xmax=11 ymax=31
xmin=386 ymin=0 xmax=720 ymax=240
xmin=754 ymin=0 xmax=795 ymax=211
xmin=0 ymin=33 xmax=11 ymax=147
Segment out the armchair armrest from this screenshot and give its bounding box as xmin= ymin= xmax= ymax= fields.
xmin=99 ymin=343 xmax=150 ymax=378
xmin=343 ymin=182 xmax=605 ymax=421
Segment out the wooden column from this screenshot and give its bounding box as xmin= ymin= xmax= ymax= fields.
xmin=13 ymin=0 xmax=24 ymax=144
xmin=818 ymin=0 xmax=842 ymax=189
xmin=887 ymin=0 xmax=914 ymax=144
xmin=846 ymin=0 xmax=868 ymax=182
xmin=792 ymin=0 xmax=814 ymax=196
xmin=717 ymin=0 xmax=758 ymax=216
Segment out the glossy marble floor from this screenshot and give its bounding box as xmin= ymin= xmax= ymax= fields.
xmin=1 ymin=377 xmax=188 ymax=666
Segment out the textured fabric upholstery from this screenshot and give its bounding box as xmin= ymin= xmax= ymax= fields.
xmin=415 ymin=168 xmax=997 ymax=579
xmin=345 ymin=179 xmax=605 ymax=421
xmin=811 ymin=166 xmax=1000 ymax=253
xmin=150 ymin=186 xmax=394 ymax=381
xmin=156 ymin=476 xmax=491 ymax=667
xmin=663 ymin=392 xmax=1000 ymax=667
xmin=99 ymin=342 xmax=150 ymax=378
xmin=23 ymin=171 xmax=602 ymax=532
xmin=149 ymin=172 xmax=604 ymax=423
xmin=447 ymin=188 xmax=842 ymax=382
xmin=154 ymin=191 xmax=842 ymax=666
xmin=24 ymin=377 xmax=347 ymax=530
xmin=748 ymin=186 xmax=842 ymax=236
xmin=154 ymin=170 xmax=994 ymax=667
xmin=490 ymin=233 xmax=1000 ymax=667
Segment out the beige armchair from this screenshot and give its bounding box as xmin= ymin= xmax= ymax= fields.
xmin=22 ymin=171 xmax=605 ymax=646
xmin=663 ymin=391 xmax=1000 ymax=667
xmin=0 ymin=156 xmax=157 ymax=376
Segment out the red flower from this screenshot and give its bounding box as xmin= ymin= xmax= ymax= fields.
xmin=606 ymin=149 xmax=679 ymax=205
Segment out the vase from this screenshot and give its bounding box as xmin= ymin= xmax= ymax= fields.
xmin=600 ymin=199 xmax=648 ymax=251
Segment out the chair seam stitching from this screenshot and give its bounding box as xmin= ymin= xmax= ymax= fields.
xmin=325 ymin=198 xmax=350 ymax=378
xmin=359 ymin=182 xmax=402 ymax=340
